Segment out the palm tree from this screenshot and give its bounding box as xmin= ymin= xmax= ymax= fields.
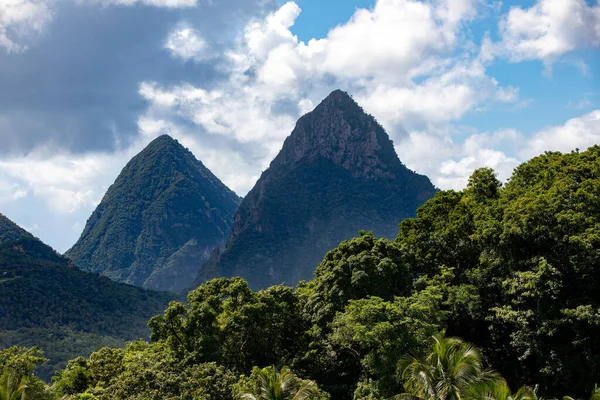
xmin=238 ymin=366 xmax=320 ymax=400
xmin=0 ymin=373 xmax=27 ymax=400
xmin=394 ymin=335 xmax=501 ymax=400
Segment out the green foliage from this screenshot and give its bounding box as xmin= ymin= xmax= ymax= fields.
xmin=0 ymin=328 xmax=124 ymax=382
xmin=482 ymin=381 xmax=541 ymax=400
xmin=52 ymin=341 xmax=238 ymax=400
xmin=236 ymin=365 xmax=329 ymax=400
xmin=0 ymin=238 xmax=172 ymax=381
xmin=149 ymin=278 xmax=306 ymax=372
xmin=396 ymin=336 xmax=500 ymax=400
xmin=65 ymin=134 xmax=241 ymax=292
xmin=0 ymin=214 xmax=33 ymax=245
xmin=299 ymin=233 xmax=412 ymax=327
xmin=0 ymin=347 xmax=52 ymax=400
xmin=328 ymin=271 xmax=461 ymax=398
xmin=396 ymin=147 xmax=600 ymax=397
xmin=0 ymin=239 xmax=172 ymax=337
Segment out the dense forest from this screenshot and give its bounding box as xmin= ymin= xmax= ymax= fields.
xmin=0 ymin=238 xmax=173 ymax=380
xmin=1 ymin=146 xmax=599 ymax=399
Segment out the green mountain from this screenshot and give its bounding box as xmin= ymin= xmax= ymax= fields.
xmin=0 ymin=212 xmax=33 ymax=243
xmin=194 ymin=90 xmax=437 ymax=289
xmin=0 ymin=226 xmax=173 ymax=379
xmin=65 ymin=135 xmax=241 ymax=293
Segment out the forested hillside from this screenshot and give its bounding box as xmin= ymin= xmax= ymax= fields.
xmin=0 ymin=213 xmax=33 ymax=244
xmin=3 ymin=145 xmax=597 ymax=400
xmin=0 ymin=237 xmax=173 ymax=379
xmin=66 ymin=135 xmax=241 ymax=293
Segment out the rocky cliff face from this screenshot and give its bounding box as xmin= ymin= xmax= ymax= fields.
xmin=65 ymin=135 xmax=241 ymax=292
xmin=193 ymin=90 xmax=437 ymax=290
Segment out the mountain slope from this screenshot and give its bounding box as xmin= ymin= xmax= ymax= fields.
xmin=195 ymin=90 xmax=437 ymax=289
xmin=0 ymin=228 xmax=173 ymax=379
xmin=65 ymin=135 xmax=241 ymax=292
xmin=0 ymin=213 xmax=33 ymax=244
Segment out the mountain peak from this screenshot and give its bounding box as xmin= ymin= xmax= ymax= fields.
xmin=314 ymin=89 xmax=358 ymax=111
xmin=200 ymin=92 xmax=437 ymax=290
xmin=145 ymin=134 xmax=179 ymax=149
xmin=271 ymin=90 xmax=404 ymax=181
xmin=66 ymin=136 xmax=241 ymax=293
xmin=137 ymin=135 xmax=189 ymax=161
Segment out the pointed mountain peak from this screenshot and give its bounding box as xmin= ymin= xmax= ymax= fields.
xmin=272 ymin=90 xmax=405 ymax=180
xmin=0 ymin=212 xmax=34 ymax=244
xmin=313 ymin=89 xmax=359 ymax=112
xmin=146 ymin=134 xmax=179 ymax=149
xmin=66 ymin=135 xmax=241 ymax=293
xmin=137 ymin=134 xmax=189 ymax=159
xmin=204 ymin=92 xmax=437 ymax=290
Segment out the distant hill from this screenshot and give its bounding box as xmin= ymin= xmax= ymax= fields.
xmin=0 ymin=232 xmax=173 ymax=379
xmin=193 ymin=90 xmax=437 ymax=290
xmin=0 ymin=212 xmax=33 ymax=243
xmin=65 ymin=135 xmax=241 ymax=293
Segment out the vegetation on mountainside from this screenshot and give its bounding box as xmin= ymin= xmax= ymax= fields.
xmin=0 ymin=238 xmax=173 ymax=380
xmin=0 ymin=214 xmax=32 ymax=245
xmin=0 ymin=329 xmax=124 ymax=382
xmin=3 ymin=146 xmax=600 ymax=400
xmin=65 ymin=134 xmax=241 ymax=292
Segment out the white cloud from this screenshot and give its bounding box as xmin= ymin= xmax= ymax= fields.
xmin=164 ymin=24 xmax=209 ymax=61
xmin=522 ymin=109 xmax=600 ymax=159
xmin=396 ymin=128 xmax=523 ymax=190
xmin=0 ymin=0 xmax=52 ymax=52
xmin=497 ymin=0 xmax=600 ymax=66
xmin=0 ymin=151 xmax=115 ymax=213
xmin=397 ymin=110 xmax=600 ymax=190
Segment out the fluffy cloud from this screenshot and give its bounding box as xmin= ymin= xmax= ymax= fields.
xmin=522 ymin=109 xmax=600 ymax=159
xmin=497 ymin=0 xmax=600 ymax=65
xmin=397 ymin=110 xmax=600 ymax=189
xmin=0 ymin=150 xmax=120 ymax=213
xmin=164 ymin=24 xmax=209 ymax=61
xmin=0 ymin=0 xmax=202 ymax=52
xmin=0 ymin=0 xmax=52 ymax=51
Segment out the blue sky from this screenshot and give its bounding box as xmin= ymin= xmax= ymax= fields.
xmin=0 ymin=0 xmax=598 ymax=252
